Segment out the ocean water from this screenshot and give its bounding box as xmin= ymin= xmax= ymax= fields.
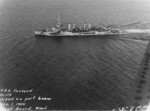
xmin=0 ymin=0 xmax=150 ymax=110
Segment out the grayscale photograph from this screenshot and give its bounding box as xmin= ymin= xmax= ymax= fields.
xmin=0 ymin=0 xmax=150 ymax=110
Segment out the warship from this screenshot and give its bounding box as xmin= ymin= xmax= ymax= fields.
xmin=34 ymin=16 xmax=122 ymax=37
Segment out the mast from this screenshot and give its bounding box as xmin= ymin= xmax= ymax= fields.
xmin=57 ymin=15 xmax=61 ymax=26
xmin=56 ymin=15 xmax=61 ymax=28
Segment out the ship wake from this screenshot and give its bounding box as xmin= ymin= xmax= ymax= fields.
xmin=117 ymin=29 xmax=150 ymax=41
xmin=125 ymin=29 xmax=150 ymax=34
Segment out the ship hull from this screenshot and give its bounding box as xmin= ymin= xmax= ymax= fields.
xmin=35 ymin=33 xmax=121 ymax=37
xmin=34 ymin=30 xmax=123 ymax=37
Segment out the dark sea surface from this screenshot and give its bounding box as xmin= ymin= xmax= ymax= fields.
xmin=0 ymin=0 xmax=150 ymax=110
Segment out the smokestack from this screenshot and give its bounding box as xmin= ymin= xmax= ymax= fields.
xmin=88 ymin=24 xmax=91 ymax=30
xmin=68 ymin=24 xmax=71 ymax=31
xmin=84 ymin=23 xmax=87 ymax=30
xmin=73 ymin=24 xmax=76 ymax=29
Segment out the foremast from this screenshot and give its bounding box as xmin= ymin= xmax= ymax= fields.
xmin=56 ymin=15 xmax=61 ymax=28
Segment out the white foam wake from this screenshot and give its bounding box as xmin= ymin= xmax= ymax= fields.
xmin=125 ymin=29 xmax=150 ymax=34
